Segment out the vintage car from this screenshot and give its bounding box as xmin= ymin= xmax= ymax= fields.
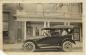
xmin=23 ymin=25 xmax=76 ymax=52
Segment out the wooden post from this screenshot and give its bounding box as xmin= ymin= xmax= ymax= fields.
xmin=68 ymin=22 xmax=70 ymax=26
xmin=47 ymin=21 xmax=50 ymax=27
xmin=64 ymin=22 xmax=67 ymax=26
xmin=33 ymin=27 xmax=36 ymax=36
xmin=24 ymin=21 xmax=26 ymax=40
xmin=44 ymin=21 xmax=47 ymax=27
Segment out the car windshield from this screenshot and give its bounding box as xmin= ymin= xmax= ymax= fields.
xmin=41 ymin=29 xmax=61 ymax=37
xmin=41 ymin=27 xmax=74 ymax=37
xmin=41 ymin=29 xmax=51 ymax=37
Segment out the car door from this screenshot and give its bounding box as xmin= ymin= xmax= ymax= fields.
xmin=38 ymin=36 xmax=60 ymax=45
xmin=38 ymin=36 xmax=52 ymax=44
xmin=38 ymin=31 xmax=60 ymax=45
xmin=49 ymin=32 xmax=61 ymax=44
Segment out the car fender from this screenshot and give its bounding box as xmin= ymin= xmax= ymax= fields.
xmin=62 ymin=38 xmax=76 ymax=45
xmin=23 ymin=40 xmax=39 ymax=49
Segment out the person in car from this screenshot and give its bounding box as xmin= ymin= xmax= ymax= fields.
xmin=42 ymin=30 xmax=50 ymax=37
xmin=62 ymin=29 xmax=68 ymax=36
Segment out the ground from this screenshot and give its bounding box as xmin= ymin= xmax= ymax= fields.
xmin=3 ymin=41 xmax=83 ymax=52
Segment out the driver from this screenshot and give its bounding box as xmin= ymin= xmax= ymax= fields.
xmin=42 ymin=30 xmax=50 ymax=37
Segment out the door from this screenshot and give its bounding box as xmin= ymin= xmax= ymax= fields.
xmin=73 ymin=27 xmax=80 ymax=41
xmin=17 ymin=28 xmax=23 ymax=43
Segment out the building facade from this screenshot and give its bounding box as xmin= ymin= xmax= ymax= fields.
xmin=3 ymin=3 xmax=82 ymax=43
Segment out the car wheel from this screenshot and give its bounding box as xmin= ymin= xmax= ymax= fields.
xmin=62 ymin=41 xmax=73 ymax=52
xmin=23 ymin=42 xmax=36 ymax=52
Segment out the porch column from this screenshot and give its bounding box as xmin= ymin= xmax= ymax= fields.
xmin=68 ymin=22 xmax=70 ymax=26
xmin=64 ymin=22 xmax=70 ymax=26
xmin=80 ymin=25 xmax=82 ymax=42
xmin=39 ymin=28 xmax=42 ymax=35
xmin=44 ymin=21 xmax=47 ymax=27
xmin=64 ymin=22 xmax=67 ymax=26
xmin=24 ymin=21 xmax=26 ymax=40
xmin=33 ymin=27 xmax=36 ymax=36
xmin=47 ymin=21 xmax=50 ymax=27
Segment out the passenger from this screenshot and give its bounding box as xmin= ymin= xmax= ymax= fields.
xmin=62 ymin=29 xmax=68 ymax=36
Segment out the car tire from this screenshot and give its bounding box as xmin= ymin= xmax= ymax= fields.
xmin=62 ymin=41 xmax=73 ymax=52
xmin=23 ymin=42 xmax=36 ymax=52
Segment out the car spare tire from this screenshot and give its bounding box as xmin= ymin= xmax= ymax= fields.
xmin=23 ymin=42 xmax=36 ymax=52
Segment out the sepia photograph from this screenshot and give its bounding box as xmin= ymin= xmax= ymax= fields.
xmin=3 ymin=3 xmax=83 ymax=52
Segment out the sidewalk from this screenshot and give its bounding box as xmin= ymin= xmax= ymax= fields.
xmin=73 ymin=41 xmax=83 ymax=48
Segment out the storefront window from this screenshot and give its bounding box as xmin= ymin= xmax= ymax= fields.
xmin=35 ymin=27 xmax=39 ymax=36
xmin=70 ymin=23 xmax=82 ymax=41
xmin=27 ymin=27 xmax=33 ymax=37
xmin=3 ymin=31 xmax=9 ymax=43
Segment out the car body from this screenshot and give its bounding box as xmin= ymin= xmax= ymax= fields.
xmin=23 ymin=25 xmax=76 ymax=52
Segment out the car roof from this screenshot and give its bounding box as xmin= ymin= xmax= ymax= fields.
xmin=42 ymin=25 xmax=74 ymax=30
